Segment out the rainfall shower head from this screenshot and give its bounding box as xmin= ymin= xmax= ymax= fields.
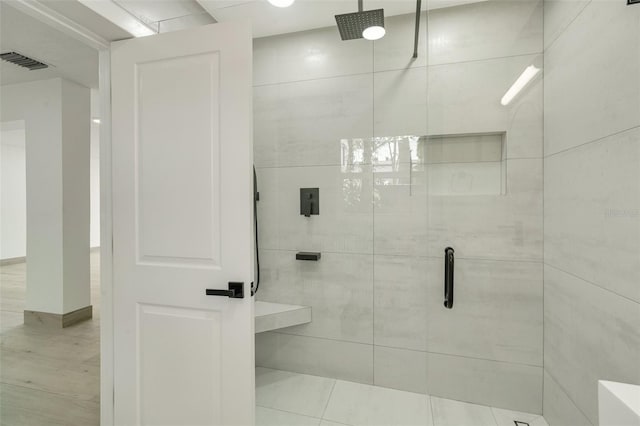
xmin=335 ymin=0 xmax=384 ymax=41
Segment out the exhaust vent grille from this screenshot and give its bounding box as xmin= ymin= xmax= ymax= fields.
xmin=0 ymin=52 xmax=48 ymax=70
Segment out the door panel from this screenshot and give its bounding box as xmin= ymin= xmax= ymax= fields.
xmin=111 ymin=21 xmax=254 ymax=426
xmin=136 ymin=52 xmax=221 ymax=266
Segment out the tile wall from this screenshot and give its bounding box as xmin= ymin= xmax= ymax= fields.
xmin=542 ymin=1 xmax=640 ymax=424
xmin=254 ymin=0 xmax=545 ymax=414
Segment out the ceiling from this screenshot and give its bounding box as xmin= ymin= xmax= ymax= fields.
xmin=0 ymin=2 xmax=100 ymax=88
xmin=1 ymin=0 xmax=484 ymax=89
xmin=199 ymin=0 xmax=484 ymax=38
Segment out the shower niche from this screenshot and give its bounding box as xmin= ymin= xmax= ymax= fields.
xmin=424 ymin=132 xmax=506 ymax=196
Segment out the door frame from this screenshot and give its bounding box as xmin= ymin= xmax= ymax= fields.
xmin=8 ymin=2 xmax=116 ymax=423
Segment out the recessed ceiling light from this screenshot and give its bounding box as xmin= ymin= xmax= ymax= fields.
xmin=267 ymin=0 xmax=295 ymax=7
xmin=362 ymin=25 xmax=385 ymax=40
xmin=92 ymin=118 xmax=101 ymax=124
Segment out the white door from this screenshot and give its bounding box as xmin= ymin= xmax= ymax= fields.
xmin=111 ymin=21 xmax=254 ymax=426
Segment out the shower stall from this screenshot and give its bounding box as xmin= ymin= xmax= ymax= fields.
xmin=251 ymin=0 xmax=639 ymax=425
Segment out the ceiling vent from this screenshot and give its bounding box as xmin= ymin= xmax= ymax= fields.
xmin=0 ymin=51 xmax=48 ymax=70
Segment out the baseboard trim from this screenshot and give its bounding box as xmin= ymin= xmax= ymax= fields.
xmin=0 ymin=256 xmax=26 ymax=266
xmin=24 ymin=305 xmax=93 ymax=328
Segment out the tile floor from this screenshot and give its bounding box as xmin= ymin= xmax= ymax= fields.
xmin=1 ymin=254 xmax=549 ymax=426
xmin=256 ymin=367 xmax=549 ymax=426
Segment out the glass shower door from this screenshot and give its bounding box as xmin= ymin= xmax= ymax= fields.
xmin=424 ymin=0 xmax=545 ymax=415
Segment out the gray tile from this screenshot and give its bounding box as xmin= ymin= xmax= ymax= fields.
xmin=373 ymin=256 xmax=428 ymax=351
xmin=426 ymin=352 xmax=543 ymax=414
xmin=257 ymin=250 xmax=373 ymax=344
xmin=373 ymin=67 xmax=428 ymax=137
xmin=427 ymin=158 xmax=543 ymax=261
xmin=427 ymin=0 xmax=543 ymax=65
xmin=255 ymin=332 xmax=374 ymax=384
xmin=431 ymin=397 xmax=496 ymax=426
xmin=256 ymin=407 xmax=321 ymax=426
xmin=253 ymin=27 xmax=372 ymax=86
xmin=492 ymin=407 xmax=548 ymax=426
xmin=253 ymin=74 xmax=373 ymax=168
xmin=373 ymin=160 xmax=429 ymax=257
xmin=544 ymin=128 xmax=640 ymax=303
xmin=323 ymin=380 xmax=432 ymax=426
xmin=428 ymin=54 xmax=543 ymax=161
xmin=373 ymin=12 xmax=427 ymax=72
xmin=426 ymin=258 xmax=543 ymax=366
xmin=373 ymin=346 xmax=428 ymax=394
xmin=264 ymin=165 xmax=374 ymax=255
xmin=544 ymin=0 xmax=640 ymax=155
xmin=542 ymin=370 xmax=592 ymax=426
xmin=256 ymin=367 xmax=334 ymax=418
xmin=543 ymin=265 xmax=640 ymax=424
xmin=543 ymin=0 xmax=590 ymax=49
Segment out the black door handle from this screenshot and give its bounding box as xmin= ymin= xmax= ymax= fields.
xmin=206 ymin=282 xmax=244 ymax=299
xmin=444 ymin=247 xmax=454 ymax=309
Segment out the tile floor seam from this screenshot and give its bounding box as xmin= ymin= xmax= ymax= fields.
xmin=320 ymin=379 xmax=338 ymax=420
xmin=489 ymin=406 xmax=499 ymax=426
xmin=256 ymin=404 xmax=322 ymax=421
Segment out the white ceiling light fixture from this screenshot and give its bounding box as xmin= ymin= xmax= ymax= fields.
xmin=362 ymin=25 xmax=385 ymax=40
xmin=501 ymin=65 xmax=540 ymax=106
xmin=267 ymin=0 xmax=296 ymax=8
xmin=92 ymin=118 xmax=101 ymax=124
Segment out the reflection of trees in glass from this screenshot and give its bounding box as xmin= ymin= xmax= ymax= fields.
xmin=342 ymin=177 xmax=363 ymax=209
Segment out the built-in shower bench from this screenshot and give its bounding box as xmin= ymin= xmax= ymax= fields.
xmin=254 ymin=301 xmax=311 ymax=333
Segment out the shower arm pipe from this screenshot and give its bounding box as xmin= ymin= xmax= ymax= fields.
xmin=413 ymin=0 xmax=422 ymax=58
xmin=358 ymin=0 xmax=363 ymax=12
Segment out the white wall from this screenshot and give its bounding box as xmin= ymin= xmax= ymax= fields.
xmin=0 ymin=78 xmax=90 ymax=314
xmin=0 ymin=121 xmax=26 ymax=259
xmin=0 ymin=89 xmax=100 ymax=259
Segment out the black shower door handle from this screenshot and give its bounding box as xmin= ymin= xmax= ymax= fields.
xmin=444 ymin=247 xmax=454 ymax=309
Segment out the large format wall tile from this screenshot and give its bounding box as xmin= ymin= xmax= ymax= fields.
xmin=255 ymin=332 xmax=374 ymax=384
xmin=374 ymin=67 xmax=428 ymax=137
xmin=544 ymin=0 xmax=640 ymax=155
xmin=542 ymin=370 xmax=592 ymax=426
xmin=257 ymin=249 xmax=373 ymax=344
xmin=373 ymin=12 xmax=427 ymax=72
xmin=253 ymin=27 xmax=372 ymax=86
xmin=426 ymin=352 xmax=543 ymax=414
xmin=543 ymin=0 xmax=590 ymax=49
xmin=427 ymin=0 xmax=543 ymax=65
xmin=426 ymin=258 xmax=543 ymax=366
xmin=427 ymin=159 xmax=543 ymax=261
xmin=373 ymin=162 xmax=429 ymax=257
xmin=256 ymin=165 xmax=373 ymax=254
xmin=373 ymin=346 xmax=428 ymax=394
xmin=374 ymin=256 xmax=428 ymax=351
xmin=544 ymin=127 xmax=640 ymax=302
xmin=428 ymin=54 xmax=543 ymax=160
xmin=253 ymin=74 xmax=373 ymax=168
xmin=543 ymin=265 xmax=640 ymax=424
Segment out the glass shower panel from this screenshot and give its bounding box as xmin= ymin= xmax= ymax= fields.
xmin=253 ymin=25 xmax=376 ymax=383
xmin=424 ymin=0 xmax=545 ymax=414
xmin=370 ymin=9 xmax=430 ymax=394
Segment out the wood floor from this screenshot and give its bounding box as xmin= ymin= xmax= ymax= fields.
xmin=0 ymin=252 xmax=101 ymax=426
